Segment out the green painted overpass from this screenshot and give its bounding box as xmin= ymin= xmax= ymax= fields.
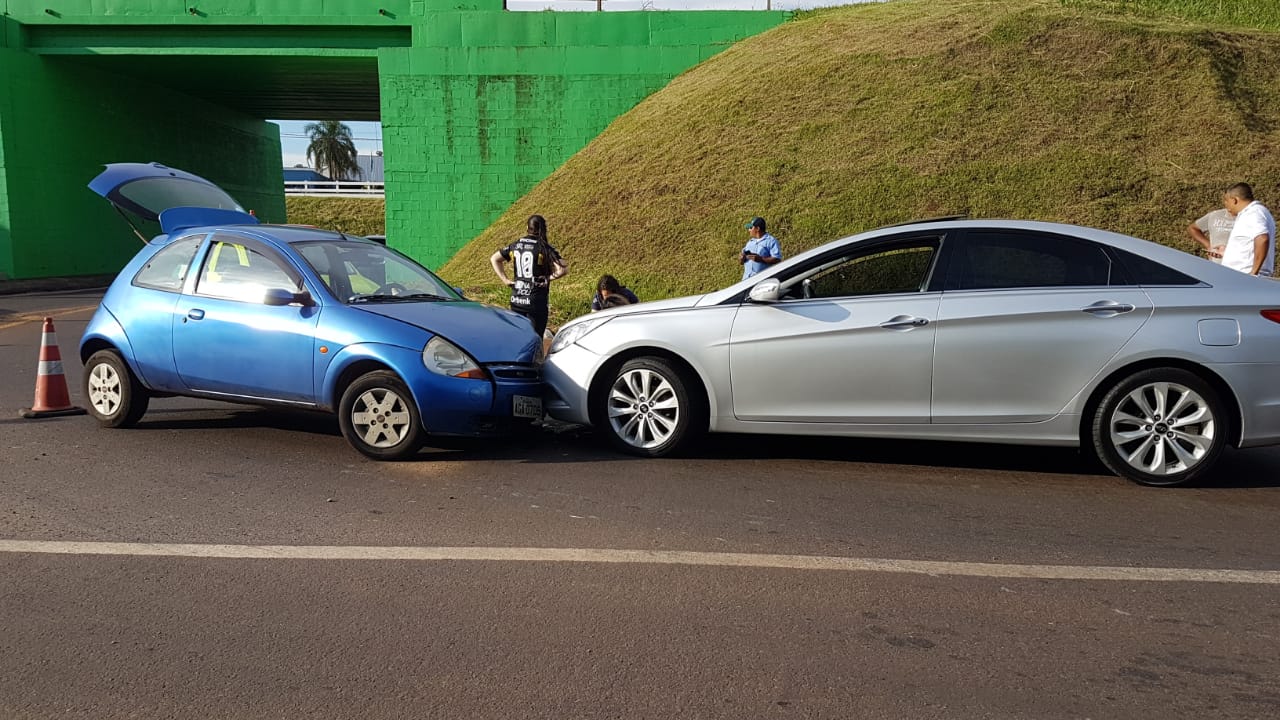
xmin=0 ymin=0 xmax=786 ymax=282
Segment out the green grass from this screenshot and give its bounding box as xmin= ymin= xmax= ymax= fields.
xmin=285 ymin=197 xmax=384 ymax=237
xmin=1061 ymin=0 xmax=1280 ymax=30
xmin=438 ymin=0 xmax=1280 ymax=328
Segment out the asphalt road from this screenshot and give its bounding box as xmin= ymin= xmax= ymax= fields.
xmin=2 ymin=292 xmax=1278 ymax=719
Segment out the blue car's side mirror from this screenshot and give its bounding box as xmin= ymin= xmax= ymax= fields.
xmin=264 ymin=288 xmax=314 ymax=307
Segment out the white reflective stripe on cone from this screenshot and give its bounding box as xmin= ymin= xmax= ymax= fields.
xmin=38 ymin=360 xmax=64 ymax=375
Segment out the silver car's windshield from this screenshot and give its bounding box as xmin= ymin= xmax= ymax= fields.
xmin=296 ymin=239 xmax=462 ymax=304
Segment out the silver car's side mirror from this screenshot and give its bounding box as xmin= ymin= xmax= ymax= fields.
xmin=748 ymin=279 xmax=781 ymax=303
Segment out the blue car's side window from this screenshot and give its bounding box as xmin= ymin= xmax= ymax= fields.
xmin=132 ymin=234 xmax=203 ymax=292
xmin=195 ymin=237 xmax=301 ymax=303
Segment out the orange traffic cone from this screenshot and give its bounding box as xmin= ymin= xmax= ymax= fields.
xmin=19 ymin=317 xmax=87 ymax=419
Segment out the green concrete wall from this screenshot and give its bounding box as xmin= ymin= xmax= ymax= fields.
xmin=4 ymin=0 xmax=427 ymax=24
xmin=382 ymin=11 xmax=784 ymax=267
xmin=0 ymin=46 xmax=284 ymax=280
xmin=381 ymin=53 xmax=680 ymax=267
xmin=0 ymin=18 xmax=21 ymax=281
xmin=0 ymin=3 xmax=786 ymax=280
xmin=0 ymin=70 xmax=11 ymax=282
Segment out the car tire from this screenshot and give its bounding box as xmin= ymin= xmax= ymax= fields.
xmin=338 ymin=370 xmax=424 ymax=461
xmin=83 ymin=349 xmax=150 ymax=428
xmin=1091 ymin=368 xmax=1226 ymax=487
xmin=594 ymin=356 xmax=703 ymax=458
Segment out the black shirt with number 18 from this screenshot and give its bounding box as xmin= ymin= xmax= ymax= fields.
xmin=499 ymin=236 xmax=562 ymax=309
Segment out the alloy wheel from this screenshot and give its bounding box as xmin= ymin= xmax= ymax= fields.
xmin=1108 ymin=381 xmax=1215 ymax=478
xmin=350 ymin=387 xmax=412 ymax=449
xmin=87 ymin=362 xmax=122 ymax=417
xmin=607 ymin=367 xmax=681 ymax=450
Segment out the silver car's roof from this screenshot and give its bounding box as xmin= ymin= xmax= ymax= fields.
xmin=698 ymin=218 xmax=1276 ymax=307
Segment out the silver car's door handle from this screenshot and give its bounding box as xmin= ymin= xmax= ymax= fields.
xmin=1081 ymin=301 xmax=1135 ymax=318
xmin=880 ymin=315 xmax=929 ymax=330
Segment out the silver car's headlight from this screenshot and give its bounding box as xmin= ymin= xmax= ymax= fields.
xmin=549 ymin=316 xmax=612 ymax=354
xmin=423 ymin=336 xmax=487 ymax=379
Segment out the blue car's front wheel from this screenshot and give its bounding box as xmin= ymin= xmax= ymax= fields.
xmin=338 ymin=370 xmax=425 ymax=461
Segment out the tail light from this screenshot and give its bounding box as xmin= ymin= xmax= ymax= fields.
xmin=1262 ymin=310 xmax=1280 ymax=324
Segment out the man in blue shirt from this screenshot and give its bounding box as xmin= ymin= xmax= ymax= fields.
xmin=740 ymin=216 xmax=782 ymax=279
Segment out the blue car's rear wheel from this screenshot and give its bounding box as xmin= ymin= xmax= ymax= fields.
xmin=83 ymin=349 xmax=149 ymax=428
xmin=339 ymin=370 xmax=424 ymax=461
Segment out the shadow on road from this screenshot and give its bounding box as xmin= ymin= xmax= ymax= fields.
xmin=53 ymin=403 xmax=1280 ymax=488
xmin=123 ymin=407 xmax=342 ymax=438
xmin=518 ymin=426 xmax=1280 ymax=489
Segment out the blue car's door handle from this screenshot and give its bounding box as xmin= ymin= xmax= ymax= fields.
xmin=187 ymin=309 xmax=205 ymax=321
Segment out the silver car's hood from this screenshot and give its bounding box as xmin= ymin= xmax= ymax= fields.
xmin=555 ymin=293 xmax=706 ymax=339
xmin=601 ymin=294 xmax=706 ymax=316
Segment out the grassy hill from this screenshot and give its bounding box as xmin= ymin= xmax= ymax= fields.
xmin=1064 ymin=0 xmax=1280 ymax=30
xmin=439 ymin=0 xmax=1280 ymax=326
xmin=286 ymin=197 xmax=384 ymax=237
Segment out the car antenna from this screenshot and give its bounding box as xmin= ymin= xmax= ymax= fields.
xmin=111 ymin=203 xmax=150 ymax=245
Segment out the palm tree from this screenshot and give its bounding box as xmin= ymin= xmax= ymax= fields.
xmin=304 ymin=120 xmax=362 ymax=181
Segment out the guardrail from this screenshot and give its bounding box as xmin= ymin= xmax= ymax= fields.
xmin=505 ymin=1 xmax=861 ymax=10
xmin=284 ymin=181 xmax=385 ymax=198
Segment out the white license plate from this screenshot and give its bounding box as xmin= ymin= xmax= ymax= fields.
xmin=513 ymin=395 xmax=543 ymax=419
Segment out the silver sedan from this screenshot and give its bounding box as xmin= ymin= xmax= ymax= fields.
xmin=544 ymin=219 xmax=1280 ymax=486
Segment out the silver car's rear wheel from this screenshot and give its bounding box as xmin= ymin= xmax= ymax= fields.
xmin=595 ymin=356 xmax=703 ymax=457
xmin=1092 ymin=369 xmax=1226 ymax=487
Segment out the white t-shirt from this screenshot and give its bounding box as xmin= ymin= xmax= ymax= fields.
xmin=1221 ymin=201 xmax=1275 ymax=277
xmin=1195 ymin=208 xmax=1234 ymax=263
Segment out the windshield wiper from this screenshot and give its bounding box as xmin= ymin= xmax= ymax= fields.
xmin=348 ymin=292 xmax=453 ymax=304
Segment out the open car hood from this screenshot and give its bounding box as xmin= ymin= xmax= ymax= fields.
xmin=88 ymin=162 xmax=258 ymax=235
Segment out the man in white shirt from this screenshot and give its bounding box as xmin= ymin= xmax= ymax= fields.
xmin=1220 ymin=183 xmax=1275 ymax=277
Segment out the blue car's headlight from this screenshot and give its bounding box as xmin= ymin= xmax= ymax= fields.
xmin=423 ymin=336 xmax=487 ymax=380
xmin=549 ymin=316 xmax=612 ymax=354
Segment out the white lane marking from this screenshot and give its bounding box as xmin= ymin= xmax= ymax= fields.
xmin=0 ymin=540 xmax=1277 ymax=584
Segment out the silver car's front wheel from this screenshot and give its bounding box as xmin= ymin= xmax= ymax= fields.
xmin=596 ymin=357 xmax=703 ymax=457
xmin=1093 ymin=369 xmax=1226 ymax=487
xmin=609 ymin=367 xmax=681 ymax=450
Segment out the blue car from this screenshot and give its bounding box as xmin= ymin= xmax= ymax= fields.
xmin=80 ymin=162 xmax=544 ymax=460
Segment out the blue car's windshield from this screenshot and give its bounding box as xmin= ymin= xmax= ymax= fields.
xmin=296 ymin=239 xmax=463 ymax=304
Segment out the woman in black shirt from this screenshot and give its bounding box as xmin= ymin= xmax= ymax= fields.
xmin=489 ymin=214 xmax=568 ymax=337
